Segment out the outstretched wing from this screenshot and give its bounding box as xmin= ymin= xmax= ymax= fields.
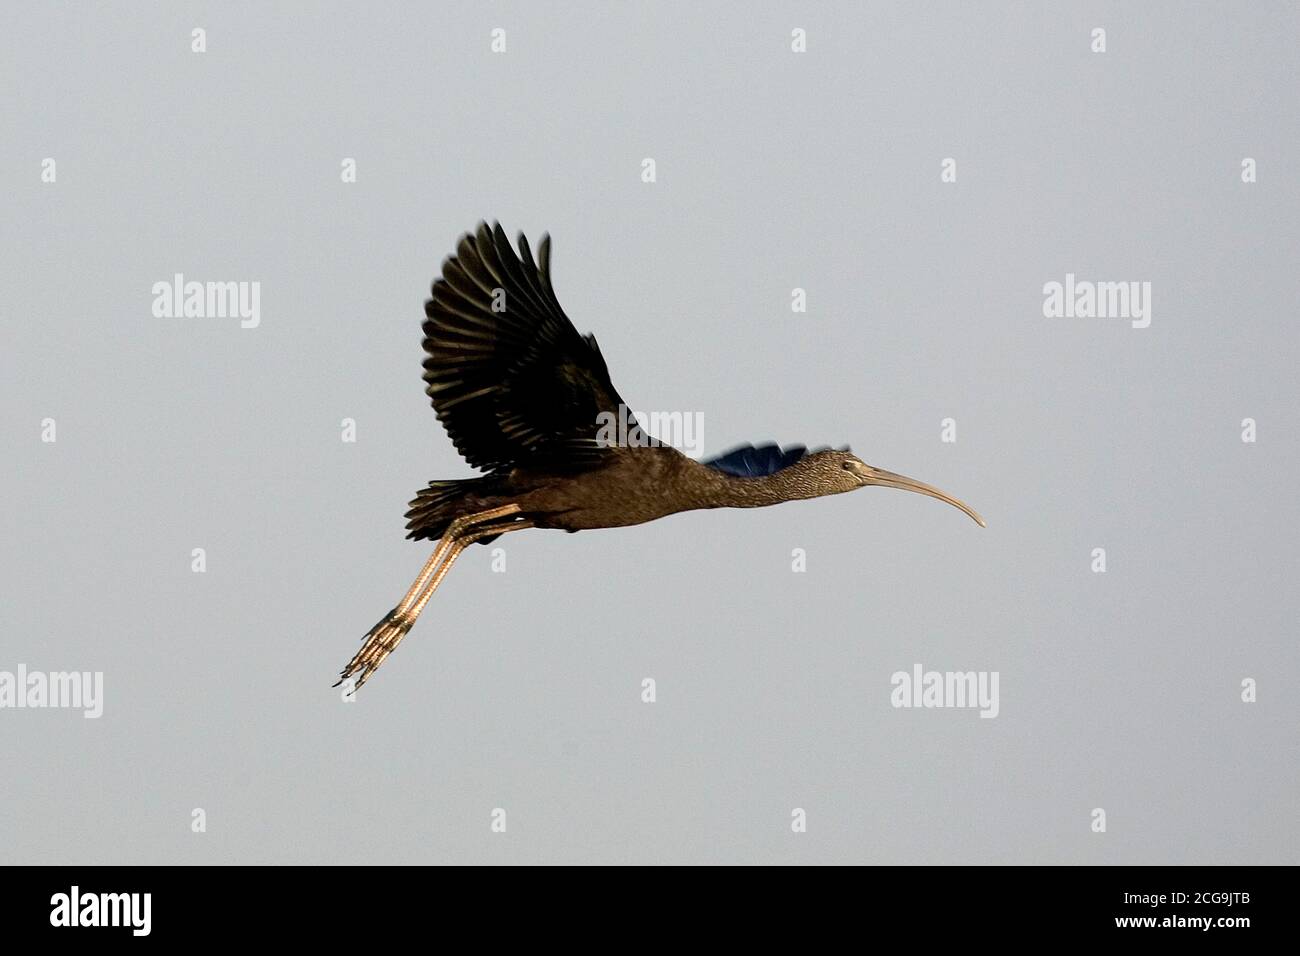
xmin=702 ymin=443 xmax=809 ymax=478
xmin=422 ymin=222 xmax=632 ymax=472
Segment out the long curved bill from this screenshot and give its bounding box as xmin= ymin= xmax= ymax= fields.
xmin=865 ymin=467 xmax=986 ymax=527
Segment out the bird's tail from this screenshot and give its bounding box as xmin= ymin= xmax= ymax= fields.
xmin=403 ymin=477 xmax=496 ymax=541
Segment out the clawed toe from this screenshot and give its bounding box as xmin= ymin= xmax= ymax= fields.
xmin=335 ymin=610 xmax=414 ymax=690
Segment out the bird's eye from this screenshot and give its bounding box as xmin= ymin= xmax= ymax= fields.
xmin=842 ymin=461 xmax=855 ymax=470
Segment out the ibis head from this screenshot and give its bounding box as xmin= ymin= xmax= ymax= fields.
xmin=798 ymin=449 xmax=986 ymax=527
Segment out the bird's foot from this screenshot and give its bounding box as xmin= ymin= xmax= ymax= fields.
xmin=334 ymin=608 xmax=414 ymax=692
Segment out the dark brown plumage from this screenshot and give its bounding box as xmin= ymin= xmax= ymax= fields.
xmin=336 ymin=222 xmax=984 ymax=690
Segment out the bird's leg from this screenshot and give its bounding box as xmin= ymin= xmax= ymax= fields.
xmin=346 ymin=517 xmax=534 ymax=685
xmin=336 ymin=505 xmax=522 ymax=689
xmin=335 ymin=505 xmax=526 ymax=690
xmin=406 ymin=517 xmax=535 ymax=621
xmin=385 ymin=536 xmax=457 ymax=617
xmin=333 ymin=536 xmax=457 ymax=686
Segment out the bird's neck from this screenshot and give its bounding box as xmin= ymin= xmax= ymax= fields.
xmin=690 ymin=463 xmax=825 ymax=510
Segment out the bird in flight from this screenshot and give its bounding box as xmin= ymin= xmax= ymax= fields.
xmin=336 ymin=222 xmax=984 ymax=690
